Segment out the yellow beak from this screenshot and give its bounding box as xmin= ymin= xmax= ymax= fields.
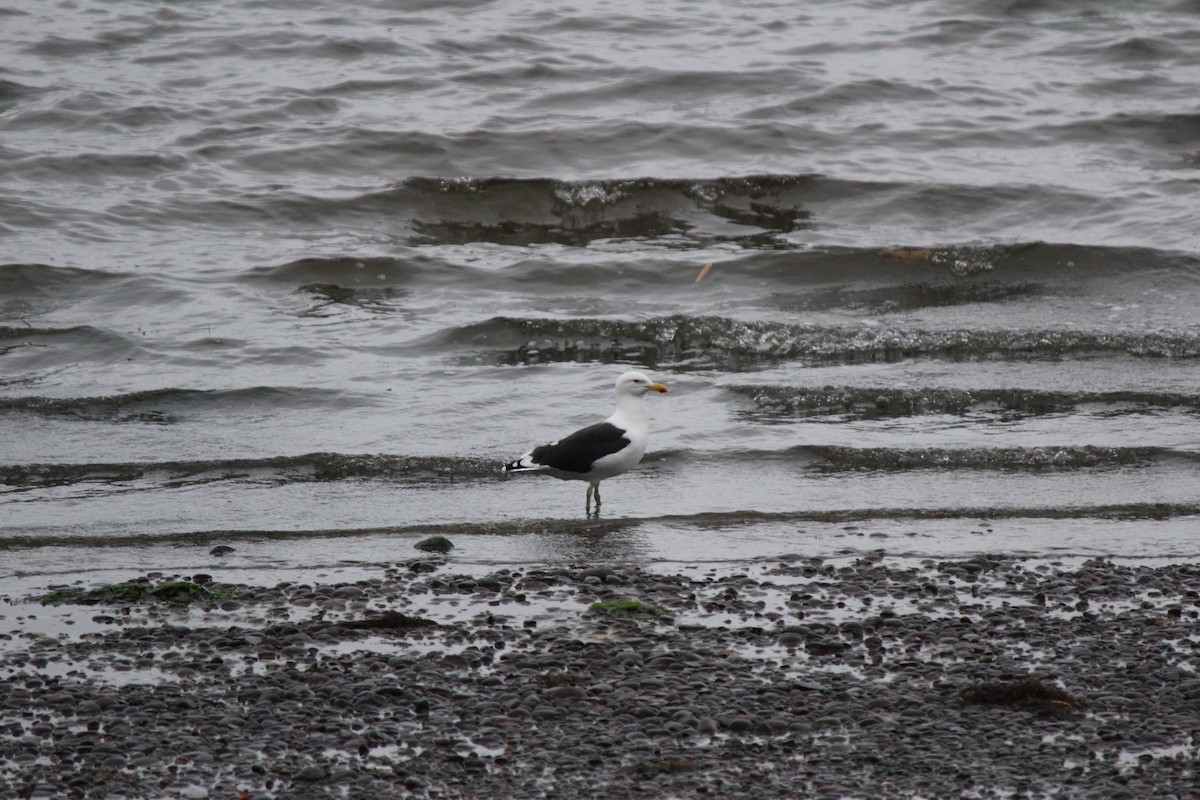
xmin=649 ymin=383 xmax=668 ymax=393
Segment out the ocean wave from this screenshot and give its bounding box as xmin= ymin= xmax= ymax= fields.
xmin=0 ymin=79 xmax=47 ymax=102
xmin=246 ymin=253 xmax=475 ymax=291
xmin=89 ymin=173 xmax=820 ymax=247
xmin=17 ymin=160 xmax=1200 ymax=254
xmin=11 ymin=445 xmax=1155 ymax=491
xmin=798 ymin=445 xmax=1177 ymax=473
xmin=444 ymin=315 xmax=1200 ymax=368
xmin=748 ymin=77 xmax=942 ymax=119
xmin=0 ymin=453 xmax=503 ymax=490
xmin=765 ymin=280 xmax=1045 ymax=313
xmin=0 ymin=387 xmax=350 ymax=424
xmin=1032 ymin=111 xmax=1200 ymax=162
xmin=0 ymin=198 xmax=76 ymax=235
xmin=0 ymin=262 xmax=126 ymax=292
xmin=396 ymin=174 xmax=817 ymax=247
xmin=6 ymin=152 xmax=188 ymax=183
xmin=659 ymin=445 xmax=1191 ymax=473
xmin=0 ymin=324 xmax=138 ymax=357
xmin=240 ymin=242 xmax=1199 ymax=304
xmin=732 ymin=385 xmax=1200 ymax=420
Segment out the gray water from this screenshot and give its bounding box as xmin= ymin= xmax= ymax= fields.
xmin=3 ymin=0 xmax=1200 ymax=581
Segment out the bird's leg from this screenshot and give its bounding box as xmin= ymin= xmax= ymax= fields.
xmin=593 ymin=483 xmax=601 ymax=514
xmin=585 ymin=483 xmax=594 ymax=516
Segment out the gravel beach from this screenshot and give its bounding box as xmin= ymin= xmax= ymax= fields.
xmin=2 ymin=552 xmax=1199 ymax=799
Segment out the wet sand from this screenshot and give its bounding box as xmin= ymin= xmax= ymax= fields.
xmin=2 ymin=552 xmax=1198 ymax=799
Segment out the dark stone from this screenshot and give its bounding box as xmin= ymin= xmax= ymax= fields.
xmin=295 ymin=765 xmax=326 ymax=782
xmin=415 ymin=536 xmax=455 ymax=553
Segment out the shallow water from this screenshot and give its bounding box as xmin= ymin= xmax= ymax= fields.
xmin=3 ymin=0 xmax=1200 ymax=580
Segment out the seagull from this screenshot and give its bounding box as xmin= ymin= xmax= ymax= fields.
xmin=504 ymin=370 xmax=668 ymax=516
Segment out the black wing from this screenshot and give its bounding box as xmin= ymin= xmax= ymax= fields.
xmin=528 ymin=422 xmax=629 ymax=474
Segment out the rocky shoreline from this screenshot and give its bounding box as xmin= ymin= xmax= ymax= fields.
xmin=2 ymin=553 xmax=1199 ymax=799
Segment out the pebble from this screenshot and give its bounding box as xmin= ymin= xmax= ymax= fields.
xmin=295 ymin=765 xmax=326 ymax=782
xmin=2 ymin=557 xmax=1198 ymax=799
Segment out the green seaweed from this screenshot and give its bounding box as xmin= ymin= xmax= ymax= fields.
xmin=586 ymin=599 xmax=666 ymax=618
xmin=41 ymin=579 xmax=228 ymax=605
